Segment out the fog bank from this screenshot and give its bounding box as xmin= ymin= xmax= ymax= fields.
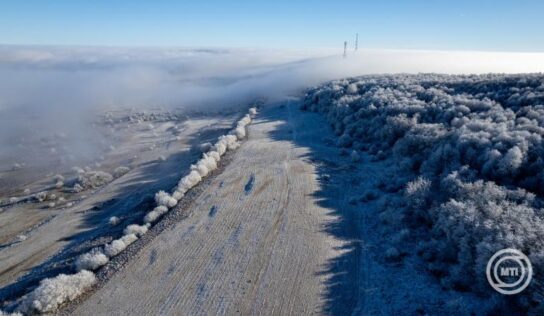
xmin=1 ymin=45 xmax=544 ymax=172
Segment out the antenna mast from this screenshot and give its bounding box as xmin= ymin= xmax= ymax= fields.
xmin=343 ymin=41 xmax=347 ymax=58
xmin=355 ymin=33 xmax=358 ymax=51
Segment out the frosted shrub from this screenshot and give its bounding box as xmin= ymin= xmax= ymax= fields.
xmin=18 ymin=270 xmax=96 ymax=314
xmin=34 ymin=191 xmax=47 ymax=203
xmin=72 ymin=184 xmax=83 ymax=193
xmin=187 ymin=151 xmax=220 ymax=182
xmin=191 ymin=162 xmax=209 ymax=177
xmin=144 ymin=205 xmax=169 ymax=224
xmin=497 ymin=146 xmax=524 ymax=176
xmin=124 ymin=224 xmax=148 ymax=237
xmin=113 ymin=166 xmax=130 ymax=178
xmin=154 ymin=191 xmax=177 ymax=208
xmin=75 ymin=248 xmax=109 ymax=271
xmin=213 ymin=142 xmax=227 ymax=156
xmin=77 ymin=171 xmax=113 ymax=189
xmin=234 ymin=125 xmax=246 ymax=139
xmin=347 ymin=83 xmax=358 ymax=94
xmin=208 ymin=151 xmax=221 ymax=162
xmin=108 ymin=216 xmax=120 ymax=226
xmin=200 ymin=153 xmax=218 ymax=172
xmin=9 ymin=197 xmax=20 ymax=204
xmin=176 ymin=170 xmax=202 ymax=194
xmin=104 ymin=234 xmax=138 ymax=257
xmin=404 ymin=177 xmax=431 ymax=211
xmin=238 ymin=114 xmax=251 ymax=127
xmin=172 ymin=190 xmax=184 ymax=200
xmin=220 ymin=135 xmax=240 ymax=151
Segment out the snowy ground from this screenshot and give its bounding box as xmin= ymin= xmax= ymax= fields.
xmin=68 ymin=101 xmax=345 ymax=315
xmin=0 ymin=108 xmax=239 ymax=307
xmin=2 ymin=90 xmax=536 ymax=315
xmin=57 ymin=100 xmax=493 ymax=315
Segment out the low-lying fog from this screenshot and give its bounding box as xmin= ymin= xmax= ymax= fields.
xmin=1 ymin=45 xmax=544 ymax=174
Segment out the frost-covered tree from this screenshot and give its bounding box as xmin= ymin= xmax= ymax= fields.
xmin=303 ymin=73 xmax=544 ymax=312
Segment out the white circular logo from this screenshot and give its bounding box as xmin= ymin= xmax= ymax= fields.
xmin=486 ymin=248 xmax=532 ymax=295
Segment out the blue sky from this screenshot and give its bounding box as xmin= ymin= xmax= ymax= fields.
xmin=1 ymin=0 xmax=543 ymax=51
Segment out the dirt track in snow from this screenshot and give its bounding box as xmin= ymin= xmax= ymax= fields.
xmin=73 ymin=102 xmax=359 ymax=315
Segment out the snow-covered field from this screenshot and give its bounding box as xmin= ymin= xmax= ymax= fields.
xmin=0 ymin=106 xmax=241 ymax=307
xmin=0 ymin=106 xmax=257 ymax=313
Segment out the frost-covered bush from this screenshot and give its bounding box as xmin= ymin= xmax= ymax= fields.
xmin=303 ymin=74 xmax=544 ymax=310
xmin=176 ymin=170 xmax=202 ymax=195
xmin=404 ymin=176 xmax=432 ymax=210
xmin=104 ymin=234 xmax=138 ymax=257
xmin=52 ymin=174 xmax=65 ymax=189
xmin=217 ymin=134 xmax=239 ymax=152
xmin=33 ymin=192 xmax=47 ymax=203
xmin=76 ymin=171 xmax=113 ymax=189
xmin=154 ymin=191 xmax=177 ymax=208
xmin=208 ymin=151 xmax=221 ymax=163
xmin=172 ymin=190 xmax=184 ymax=200
xmin=72 ymin=183 xmax=83 ymax=193
xmin=191 ymin=162 xmax=209 ymax=177
xmin=200 ymin=153 xmax=218 ymax=172
xmin=144 ymin=205 xmax=169 ymax=224
xmin=74 ymin=248 xmax=109 ymax=271
xmin=9 ymin=197 xmax=20 ymax=204
xmin=123 ymin=224 xmax=148 ymax=237
xmin=108 ymin=216 xmax=120 ymax=226
xmin=113 ymin=166 xmax=130 ymax=178
xmin=414 ymin=171 xmax=544 ymax=293
xmin=18 ymin=270 xmax=96 ymax=314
